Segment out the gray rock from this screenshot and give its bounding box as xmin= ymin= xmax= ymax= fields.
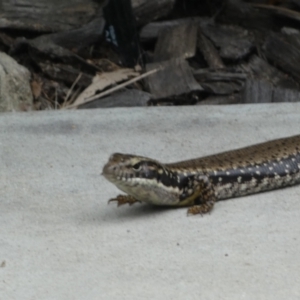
xmin=0 ymin=52 xmax=33 ymax=112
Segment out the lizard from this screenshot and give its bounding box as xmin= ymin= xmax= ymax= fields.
xmin=102 ymin=134 xmax=300 ymax=215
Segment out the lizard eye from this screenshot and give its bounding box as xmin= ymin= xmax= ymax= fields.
xmin=132 ymin=163 xmax=142 ymax=171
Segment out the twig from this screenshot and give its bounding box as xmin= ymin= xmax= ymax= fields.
xmin=65 ymin=68 xmax=160 ymax=109
xmin=62 ymin=73 xmax=82 ymax=108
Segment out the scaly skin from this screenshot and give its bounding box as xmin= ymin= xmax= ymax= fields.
xmin=102 ymin=135 xmax=300 ymax=215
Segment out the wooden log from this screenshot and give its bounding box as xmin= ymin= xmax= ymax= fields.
xmin=133 ymin=0 xmax=176 ymax=26
xmin=0 ymin=0 xmax=102 ymax=32
xmin=200 ymin=22 xmax=254 ymax=61
xmin=193 ymin=69 xmax=246 ymax=95
xmin=153 ymin=22 xmax=198 ymax=62
xmin=263 ymin=33 xmax=300 ymax=81
xmin=78 ymin=89 xmax=151 ymax=108
xmin=197 ymin=30 xmax=225 ymax=69
xmin=145 ymin=58 xmax=203 ymax=99
xmin=140 ymin=17 xmax=202 ymax=40
xmin=241 ymin=79 xmax=273 ymax=103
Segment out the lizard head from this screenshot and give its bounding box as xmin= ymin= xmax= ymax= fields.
xmin=102 ymin=153 xmax=181 ymax=205
xmin=102 ymin=153 xmax=164 ymax=186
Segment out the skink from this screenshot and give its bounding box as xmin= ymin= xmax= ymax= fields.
xmin=102 ymin=135 xmax=300 ymax=215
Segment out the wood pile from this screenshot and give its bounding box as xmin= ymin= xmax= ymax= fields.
xmin=1 ymin=0 xmax=300 ymax=110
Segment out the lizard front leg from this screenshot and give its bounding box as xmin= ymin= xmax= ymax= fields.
xmin=179 ymin=176 xmax=217 ymax=215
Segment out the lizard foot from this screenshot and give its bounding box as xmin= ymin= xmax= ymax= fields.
xmin=108 ymin=195 xmax=141 ymax=207
xmin=187 ymin=201 xmax=215 ymax=216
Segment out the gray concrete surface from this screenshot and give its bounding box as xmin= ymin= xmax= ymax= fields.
xmin=1 ymin=103 xmax=300 ymax=300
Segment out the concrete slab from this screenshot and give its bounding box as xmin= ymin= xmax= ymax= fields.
xmin=1 ymin=103 xmax=300 ymax=300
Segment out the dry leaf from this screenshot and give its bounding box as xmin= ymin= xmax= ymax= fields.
xmin=71 ymin=68 xmax=139 ymax=107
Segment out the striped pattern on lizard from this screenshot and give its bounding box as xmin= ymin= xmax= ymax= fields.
xmin=102 ymin=135 xmax=300 ymax=215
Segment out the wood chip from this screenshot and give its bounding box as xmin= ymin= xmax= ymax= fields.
xmin=153 ymin=22 xmax=198 ymax=62
xmin=146 ymin=58 xmax=203 ymax=99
